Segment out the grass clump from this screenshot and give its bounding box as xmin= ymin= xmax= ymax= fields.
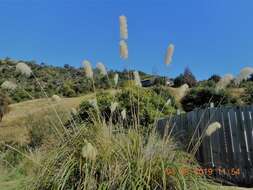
xmin=29 ymin=124 xmax=211 ymax=190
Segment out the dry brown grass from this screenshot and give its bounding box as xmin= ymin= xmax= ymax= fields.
xmin=0 ymin=90 xmax=118 ymax=145
xmin=0 ymin=94 xmax=94 ymax=144
xmin=227 ymin=88 xmax=245 ymax=99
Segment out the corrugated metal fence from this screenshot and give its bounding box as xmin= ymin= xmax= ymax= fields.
xmin=157 ymin=105 xmax=253 ymax=186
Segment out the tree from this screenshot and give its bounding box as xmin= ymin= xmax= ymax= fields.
xmin=208 ymin=74 xmax=221 ymax=83
xmin=173 ymin=67 xmax=197 ymax=87
xmin=183 ymin=67 xmax=197 ymax=87
xmin=173 ymin=74 xmax=184 ymax=87
xmin=249 ymin=74 xmax=253 ymax=81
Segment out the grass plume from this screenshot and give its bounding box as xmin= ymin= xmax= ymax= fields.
xmin=119 ymin=40 xmax=128 ymax=60
xmin=119 ymin=15 xmax=128 ymax=40
xmin=165 ymin=43 xmax=175 ymax=65
xmin=82 ymin=60 xmax=93 ymax=79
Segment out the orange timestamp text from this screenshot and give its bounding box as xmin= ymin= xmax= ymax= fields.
xmin=165 ymin=167 xmax=240 ymax=176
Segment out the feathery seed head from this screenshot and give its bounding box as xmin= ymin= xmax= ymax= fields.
xmin=96 ymin=62 xmax=107 ymax=76
xmin=165 ymin=99 xmax=171 ymax=106
xmin=81 ymin=140 xmax=97 ymax=161
xmin=82 ymin=60 xmax=93 ymax=79
xmin=1 ymin=81 xmax=17 ymax=91
xmin=16 ymin=62 xmax=32 ymax=77
xmin=51 ymin=95 xmax=61 ymax=102
xmin=133 ymin=71 xmax=142 ymax=87
xmin=216 ymin=74 xmax=233 ymax=91
xmin=165 ymin=44 xmax=175 ymax=65
xmin=71 ymin=108 xmax=78 ymax=115
xmin=88 ymin=99 xmax=98 ymax=108
xmin=178 ymin=84 xmax=189 ymax=97
xmin=119 ymin=40 xmax=128 ymax=60
xmin=110 ymin=102 xmax=119 ymax=113
xmin=114 ymin=73 xmax=119 ymax=86
xmin=121 ymin=109 xmax=126 ymax=120
xmin=119 ymin=15 xmax=128 ymax=40
xmin=206 ymin=122 xmax=222 ymax=136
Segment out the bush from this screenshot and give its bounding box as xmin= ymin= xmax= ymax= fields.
xmin=77 ymin=92 xmax=114 ymax=125
xmin=197 ymin=80 xmax=216 ymax=88
xmin=76 ymin=87 xmax=176 ymax=127
xmin=242 ymin=81 xmax=253 ymax=104
xmin=208 ymin=75 xmax=221 ymax=83
xmin=62 ymin=83 xmax=76 ymax=97
xmin=153 ymin=77 xmax=166 ymax=86
xmin=181 ymin=87 xmax=238 ymax=112
xmin=152 ymin=86 xmax=177 ymax=107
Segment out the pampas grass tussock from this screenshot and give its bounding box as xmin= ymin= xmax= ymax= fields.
xmin=165 ymin=43 xmax=175 ymax=65
xmin=178 ymin=83 xmax=189 ymax=97
xmin=121 ymin=109 xmax=126 ymax=120
xmin=30 ymin=124 xmax=210 ymax=190
xmin=96 ymin=62 xmax=107 ymax=76
xmin=216 ymin=74 xmax=233 ymax=91
xmin=235 ymin=67 xmax=253 ymax=85
xmin=51 ymin=95 xmax=61 ymax=102
xmin=110 ymin=102 xmax=118 ymax=113
xmin=1 ymin=81 xmax=17 ymax=90
xmin=133 ymin=71 xmax=142 ymax=87
xmin=119 ymin=40 xmax=128 ymax=59
xmin=16 ymin=62 xmax=32 ymax=77
xmin=81 ymin=140 xmax=98 ymax=161
xmin=119 ymin=15 xmax=128 ymax=40
xmin=205 ymin=122 xmax=222 ymax=136
xmin=82 ymin=60 xmax=93 ymax=79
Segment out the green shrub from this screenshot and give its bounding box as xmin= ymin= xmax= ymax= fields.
xmin=181 ymin=87 xmax=238 ymax=112
xmin=242 ymin=81 xmax=253 ymax=104
xmin=76 ymin=87 xmax=176 ymax=127
xmin=152 ymin=86 xmax=177 ymax=107
xmin=197 ymin=80 xmax=216 ymax=88
xmin=62 ymin=83 xmax=76 ymax=97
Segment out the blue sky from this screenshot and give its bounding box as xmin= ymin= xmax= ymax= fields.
xmin=0 ymin=0 xmax=252 ymax=80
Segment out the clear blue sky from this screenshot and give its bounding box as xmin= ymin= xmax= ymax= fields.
xmin=0 ymin=0 xmax=253 ymax=80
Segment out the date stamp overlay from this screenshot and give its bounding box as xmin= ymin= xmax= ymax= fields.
xmin=165 ymin=167 xmax=240 ymax=177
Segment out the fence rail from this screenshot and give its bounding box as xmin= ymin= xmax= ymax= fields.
xmin=157 ymin=105 xmax=253 ymax=186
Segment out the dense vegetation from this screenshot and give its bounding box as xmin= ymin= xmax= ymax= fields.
xmin=74 ymin=86 xmax=176 ymax=128
xmin=181 ymin=86 xmax=238 ymax=112
xmin=0 ymin=58 xmax=153 ymax=103
xmin=1 ymin=59 xmax=253 ymax=189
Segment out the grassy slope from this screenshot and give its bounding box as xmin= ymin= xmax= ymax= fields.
xmin=0 ymin=89 xmax=117 ymax=144
xmin=0 ymin=94 xmax=93 ymax=144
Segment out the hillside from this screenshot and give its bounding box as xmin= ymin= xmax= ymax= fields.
xmin=0 ymin=58 xmax=152 ymax=103
xmin=0 ymin=95 xmax=86 ymax=144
